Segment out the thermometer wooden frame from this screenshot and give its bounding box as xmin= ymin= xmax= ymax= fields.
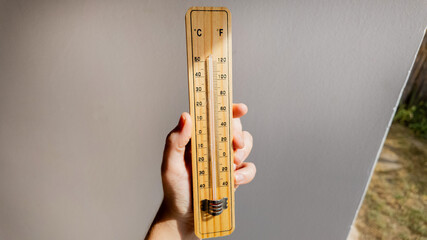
xmin=185 ymin=7 xmax=235 ymax=239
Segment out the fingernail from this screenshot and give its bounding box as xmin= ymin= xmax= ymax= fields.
xmin=233 ymin=163 xmax=237 ymax=170
xmin=235 ymin=173 xmax=243 ymax=184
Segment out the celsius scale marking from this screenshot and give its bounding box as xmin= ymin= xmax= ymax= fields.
xmin=185 ymin=7 xmax=234 ymax=239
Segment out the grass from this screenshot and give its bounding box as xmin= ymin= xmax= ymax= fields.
xmin=354 ymin=123 xmax=427 ymax=240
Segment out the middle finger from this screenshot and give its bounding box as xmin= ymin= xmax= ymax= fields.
xmin=234 ymin=131 xmax=253 ymax=166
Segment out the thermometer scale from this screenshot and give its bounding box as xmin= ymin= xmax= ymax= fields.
xmin=185 ymin=7 xmax=234 ymax=239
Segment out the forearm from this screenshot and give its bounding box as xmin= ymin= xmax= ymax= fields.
xmin=145 ymin=201 xmax=199 ymax=240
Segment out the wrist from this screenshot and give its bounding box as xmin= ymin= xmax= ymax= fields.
xmin=146 ymin=200 xmax=198 ymax=240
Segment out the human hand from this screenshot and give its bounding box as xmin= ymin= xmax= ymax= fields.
xmin=146 ymin=103 xmax=256 ymax=240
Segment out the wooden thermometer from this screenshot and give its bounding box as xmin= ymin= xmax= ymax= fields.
xmin=185 ymin=7 xmax=234 ymax=239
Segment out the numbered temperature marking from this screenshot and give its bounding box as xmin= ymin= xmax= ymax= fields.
xmin=185 ymin=7 xmax=234 ymax=239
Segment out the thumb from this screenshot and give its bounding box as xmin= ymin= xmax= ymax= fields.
xmin=162 ymin=112 xmax=192 ymax=168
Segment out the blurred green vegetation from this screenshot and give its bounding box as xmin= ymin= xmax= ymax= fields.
xmin=394 ymin=101 xmax=427 ymax=139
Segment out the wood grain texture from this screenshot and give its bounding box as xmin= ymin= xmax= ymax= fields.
xmin=185 ymin=6 xmax=234 ymax=239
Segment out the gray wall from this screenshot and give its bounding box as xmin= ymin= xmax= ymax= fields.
xmin=0 ymin=1 xmax=426 ymax=239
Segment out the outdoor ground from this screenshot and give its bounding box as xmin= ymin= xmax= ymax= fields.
xmin=350 ymin=123 xmax=427 ymax=240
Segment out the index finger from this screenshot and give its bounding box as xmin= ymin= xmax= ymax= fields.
xmin=233 ymin=103 xmax=248 ymax=118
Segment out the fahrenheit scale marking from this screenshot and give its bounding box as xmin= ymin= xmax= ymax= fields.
xmin=185 ymin=7 xmax=235 ymax=239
